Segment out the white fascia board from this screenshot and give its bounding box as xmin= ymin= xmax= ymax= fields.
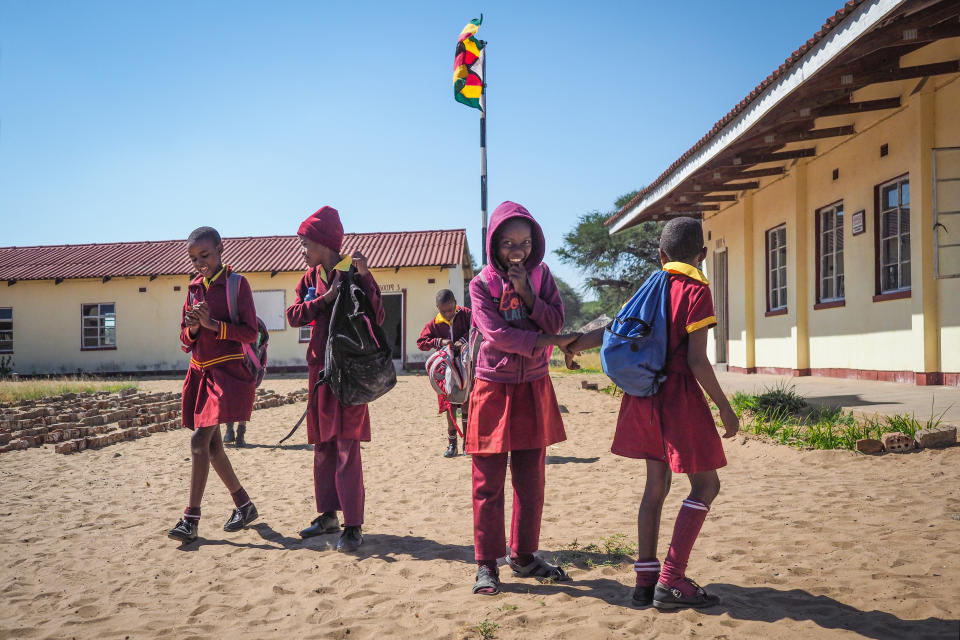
xmin=610 ymin=0 xmax=905 ymax=234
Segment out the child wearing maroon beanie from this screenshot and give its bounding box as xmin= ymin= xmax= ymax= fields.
xmin=285 ymin=206 xmax=384 ymax=552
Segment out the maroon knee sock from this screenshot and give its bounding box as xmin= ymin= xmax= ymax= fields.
xmin=231 ymin=487 xmax=250 ymax=508
xmin=634 ymin=558 xmax=660 ymax=587
xmin=184 ymin=506 xmax=201 ymax=522
xmin=659 ymin=498 xmax=710 ymax=595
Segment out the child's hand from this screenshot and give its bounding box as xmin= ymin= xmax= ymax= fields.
xmin=720 ymin=406 xmax=739 ymax=438
xmin=322 ymin=272 xmax=342 ymax=303
xmin=184 ymin=309 xmax=201 ymax=330
xmin=352 ymin=251 xmax=370 ymax=276
xmin=507 ymin=264 xmax=530 ymax=294
xmin=195 ymin=302 xmax=219 ymax=331
xmin=555 ymin=332 xmax=580 ymax=352
xmin=564 ymin=350 xmax=581 ymax=370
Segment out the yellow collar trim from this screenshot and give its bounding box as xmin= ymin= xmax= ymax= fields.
xmin=663 ymin=261 xmax=709 ymax=285
xmin=202 ymin=265 xmax=226 ymax=289
xmin=434 ymin=307 xmax=460 ymax=326
xmin=318 ymin=254 xmax=353 ymax=283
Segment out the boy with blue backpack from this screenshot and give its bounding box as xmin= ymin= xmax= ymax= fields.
xmin=564 ymin=217 xmax=738 ymax=610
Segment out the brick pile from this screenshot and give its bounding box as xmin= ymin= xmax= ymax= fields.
xmin=0 ymin=386 xmax=310 ymax=455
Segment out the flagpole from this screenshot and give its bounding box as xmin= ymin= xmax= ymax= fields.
xmin=480 ymin=49 xmax=488 ymax=266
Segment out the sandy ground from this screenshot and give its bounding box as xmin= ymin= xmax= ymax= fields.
xmin=1 ymin=372 xmax=958 ymax=640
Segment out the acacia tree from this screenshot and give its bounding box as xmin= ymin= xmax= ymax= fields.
xmin=554 ymin=191 xmax=662 ymax=318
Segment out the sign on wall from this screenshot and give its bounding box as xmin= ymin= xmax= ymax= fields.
xmin=851 ymin=210 xmax=865 ymax=236
xmin=251 ymin=290 xmax=287 ymax=331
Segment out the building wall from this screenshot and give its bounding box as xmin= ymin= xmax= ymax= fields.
xmin=703 ymin=70 xmax=960 ymax=381
xmin=0 ymin=264 xmax=465 ymax=375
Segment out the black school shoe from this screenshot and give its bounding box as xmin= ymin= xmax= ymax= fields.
xmin=336 ymin=526 xmax=363 ymax=552
xmin=300 ymin=512 xmax=340 ymax=538
xmin=632 ymin=584 xmax=657 ymax=606
xmin=652 ymin=578 xmax=720 ymax=610
xmin=168 ymin=518 xmax=198 ymax=542
xmin=223 ymin=502 xmax=258 ymax=532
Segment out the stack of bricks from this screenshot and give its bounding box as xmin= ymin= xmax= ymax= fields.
xmin=1 ymin=385 xmax=313 ymax=455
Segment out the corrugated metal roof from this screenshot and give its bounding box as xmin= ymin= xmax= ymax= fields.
xmin=0 ymin=230 xmax=467 ymax=282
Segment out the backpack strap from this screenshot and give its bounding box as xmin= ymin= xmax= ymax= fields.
xmin=226 ymin=271 xmax=242 ymax=326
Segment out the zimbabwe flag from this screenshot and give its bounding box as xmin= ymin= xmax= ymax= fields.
xmin=453 ymin=16 xmax=485 ymax=110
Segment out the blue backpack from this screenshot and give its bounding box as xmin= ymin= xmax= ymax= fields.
xmin=600 ymin=271 xmax=671 ymax=397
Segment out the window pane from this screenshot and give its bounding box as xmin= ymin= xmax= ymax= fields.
xmin=778 ymin=247 xmax=786 ymax=266
xmin=823 ymin=229 xmax=833 ymax=254
xmin=823 ymin=212 xmax=834 ymax=232
xmin=883 ymin=238 xmax=898 ymax=264
xmin=883 ymin=185 xmax=898 ymax=209
xmin=883 ymin=265 xmax=898 ymax=291
xmin=779 ymin=285 xmax=787 ymax=304
xmin=900 ymin=235 xmax=911 ymax=262
xmin=101 ymin=304 xmax=115 ymax=314
xmin=837 ymin=275 xmax=845 ymax=298
xmin=0 ymin=320 xmax=11 ymax=331
xmin=83 ymin=305 xmax=99 ymax=317
xmin=103 ymin=316 xmax=116 ymax=329
xmin=83 ymin=336 xmax=98 ymax=347
xmin=824 ymin=255 xmax=834 ymax=277
xmin=901 ymin=263 xmax=911 ymax=288
xmin=822 ymin=279 xmax=833 ymax=300
xmin=769 ymin=231 xmax=779 ymax=250
xmin=881 ymin=211 xmax=898 ymax=238
xmin=900 ymin=207 xmax=910 ymax=235
xmin=0 ymin=330 xmax=12 ymax=342
xmin=0 ymin=308 xmax=11 ymax=320
xmin=900 ymin=181 xmax=909 ymax=205
xmin=770 ymin=270 xmax=778 ymax=289
xmin=770 ymin=290 xmax=779 ymax=309
xmin=836 ymin=254 xmax=844 ymax=276
xmin=103 ymin=329 xmax=117 ymax=345
xmin=83 ymin=328 xmax=100 ymax=338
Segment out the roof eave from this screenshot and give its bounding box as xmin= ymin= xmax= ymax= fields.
xmin=609 ymin=0 xmax=905 ymax=234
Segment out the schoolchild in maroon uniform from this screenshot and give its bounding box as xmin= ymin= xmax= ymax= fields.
xmin=168 ymin=226 xmax=259 ymax=543
xmin=466 ymin=201 xmax=580 ymax=595
xmin=286 ymin=206 xmax=384 ymax=553
xmin=417 ymin=290 xmax=472 ymax=457
xmin=565 ymin=217 xmax=739 ymax=609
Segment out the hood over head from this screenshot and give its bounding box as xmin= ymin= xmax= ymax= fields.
xmin=486 ymin=201 xmax=545 ymax=275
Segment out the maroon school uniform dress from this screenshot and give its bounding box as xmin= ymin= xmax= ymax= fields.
xmin=286 ymin=262 xmax=384 ymax=527
xmin=611 ymin=262 xmax=727 ymax=473
xmin=466 ymin=201 xmax=566 ymax=563
xmin=180 ymin=267 xmax=257 ymax=430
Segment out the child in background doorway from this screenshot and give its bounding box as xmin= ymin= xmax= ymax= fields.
xmin=168 ymin=226 xmax=259 ymax=543
xmin=417 ymin=289 xmax=472 ymax=457
xmin=564 ymin=217 xmax=738 ymax=609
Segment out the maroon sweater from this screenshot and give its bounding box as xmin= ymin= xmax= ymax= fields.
xmin=417 ymin=306 xmax=472 ymax=351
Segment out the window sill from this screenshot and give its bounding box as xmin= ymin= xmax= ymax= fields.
xmin=814 ymin=300 xmax=845 ymax=310
xmin=872 ymin=290 xmax=911 ymax=303
xmin=81 ymin=346 xmax=118 ymax=351
xmin=765 ymin=308 xmax=788 ymax=317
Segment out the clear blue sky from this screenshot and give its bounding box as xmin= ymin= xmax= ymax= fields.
xmin=1 ymin=0 xmax=842 ymax=292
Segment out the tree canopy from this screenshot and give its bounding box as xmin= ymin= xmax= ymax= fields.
xmin=554 ymin=190 xmax=663 ymax=319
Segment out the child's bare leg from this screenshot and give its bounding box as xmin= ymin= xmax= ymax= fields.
xmin=637 ymin=459 xmax=671 ymax=558
xmin=208 ymin=426 xmax=242 ymax=494
xmin=188 ymin=426 xmax=217 ymax=507
xmin=686 ymin=470 xmax=720 ymax=507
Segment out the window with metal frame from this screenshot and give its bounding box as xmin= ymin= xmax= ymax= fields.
xmin=299 ymin=325 xmax=312 ymax=343
xmin=877 ymin=177 xmax=910 ymax=293
xmin=0 ymin=308 xmax=12 ymax=353
xmin=81 ymin=303 xmax=117 ymax=349
xmin=766 ymin=225 xmax=787 ymax=312
xmin=934 ymin=147 xmax=960 ymax=279
xmin=817 ymin=203 xmax=844 ymax=302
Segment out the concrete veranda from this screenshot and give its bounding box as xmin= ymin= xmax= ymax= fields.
xmin=715 ymin=370 xmax=960 ymax=425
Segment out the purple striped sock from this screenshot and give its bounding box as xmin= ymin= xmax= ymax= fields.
xmin=634 ymin=558 xmax=661 ymax=587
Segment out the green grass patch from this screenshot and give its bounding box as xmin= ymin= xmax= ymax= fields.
xmin=734 ymin=388 xmax=950 ymax=451
xmin=0 ymin=377 xmax=138 ymax=405
xmin=549 ymin=348 xmax=604 ymax=374
xmin=555 ymin=534 xmax=637 ymax=570
xmin=471 ymin=619 xmax=500 ymax=639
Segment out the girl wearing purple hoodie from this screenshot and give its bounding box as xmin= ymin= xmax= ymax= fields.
xmin=466 ymin=201 xmax=579 ymax=595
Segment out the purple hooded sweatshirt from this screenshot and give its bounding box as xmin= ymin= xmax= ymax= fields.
xmin=469 ymin=201 xmax=565 ymax=384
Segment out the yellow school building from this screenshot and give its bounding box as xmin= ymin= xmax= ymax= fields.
xmin=0 ymin=230 xmax=471 ymax=375
xmin=610 ymin=0 xmax=960 ymax=386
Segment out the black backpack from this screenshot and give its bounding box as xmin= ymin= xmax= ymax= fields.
xmin=320 ymin=266 xmax=397 ymax=405
xmin=278 ymin=267 xmax=396 ymax=445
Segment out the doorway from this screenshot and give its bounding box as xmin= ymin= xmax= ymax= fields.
xmin=712 ymin=250 xmax=729 ymax=366
xmin=381 ymin=292 xmax=404 ymax=367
